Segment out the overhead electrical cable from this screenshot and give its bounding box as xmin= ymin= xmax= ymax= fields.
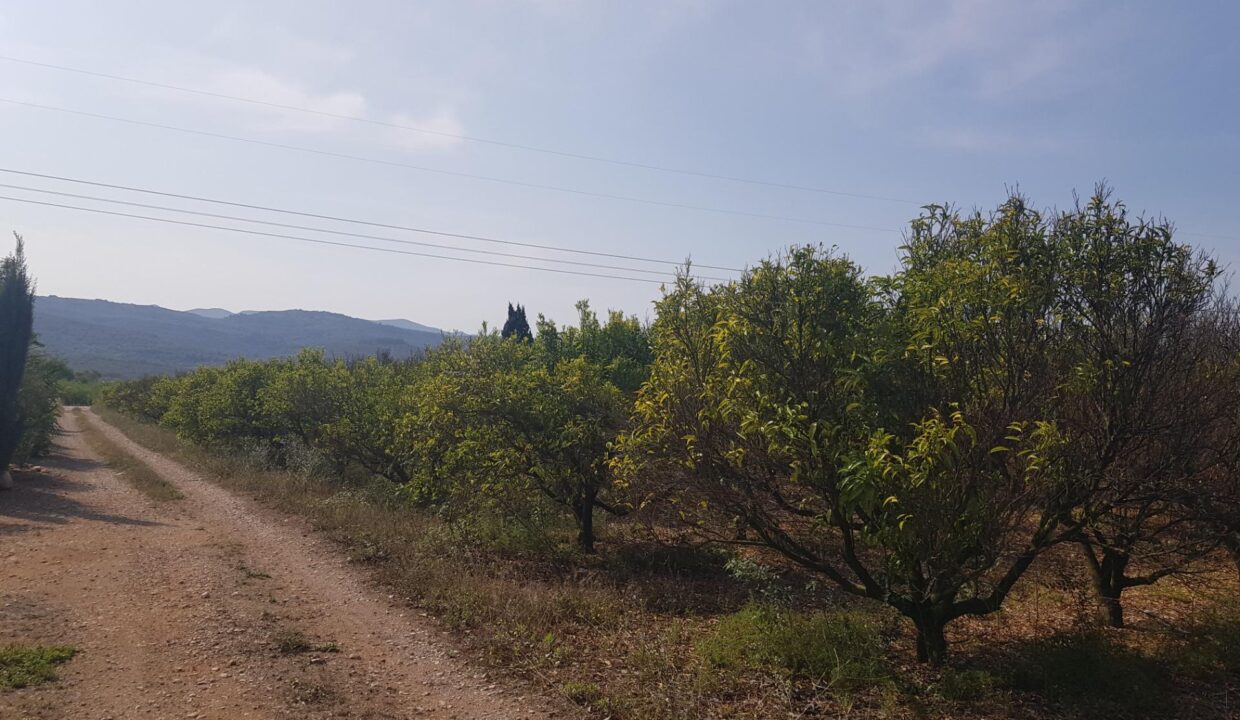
xmin=0 ymin=194 xmax=685 ymax=285
xmin=2 ymin=59 xmax=1227 ymax=244
xmin=0 ymin=97 xmax=903 ymax=234
xmin=0 ymin=54 xmax=916 ymax=203
xmin=0 ymin=181 xmax=731 ymax=280
xmin=0 ymin=167 xmax=744 ymax=271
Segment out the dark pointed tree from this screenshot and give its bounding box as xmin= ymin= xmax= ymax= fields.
xmin=501 ymin=303 xmax=532 ymax=342
xmin=0 ymin=234 xmax=35 ymax=489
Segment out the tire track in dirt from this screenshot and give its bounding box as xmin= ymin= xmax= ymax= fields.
xmin=0 ymin=409 xmax=562 ymax=720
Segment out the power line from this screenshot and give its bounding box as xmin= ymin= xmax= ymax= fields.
xmin=0 ymin=54 xmax=916 ymax=204
xmin=0 ymin=181 xmax=732 ymax=281
xmin=0 ymin=167 xmax=744 ymax=272
xmin=0 ymin=97 xmax=903 ymax=234
xmin=3 ymin=60 xmax=1230 ymax=247
xmin=0 ymin=194 xmax=680 ymax=285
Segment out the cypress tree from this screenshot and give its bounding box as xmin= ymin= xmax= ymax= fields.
xmin=501 ymin=302 xmax=532 ymax=342
xmin=0 ymin=234 xmax=35 ymax=489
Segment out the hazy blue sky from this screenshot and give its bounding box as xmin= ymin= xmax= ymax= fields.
xmin=1 ymin=1 xmax=1236 ymax=330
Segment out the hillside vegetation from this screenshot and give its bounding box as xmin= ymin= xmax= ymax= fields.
xmin=33 ymin=296 xmax=451 ymax=378
xmin=100 ymin=190 xmax=1240 ymax=718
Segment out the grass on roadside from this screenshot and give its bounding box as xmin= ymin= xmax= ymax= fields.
xmin=0 ymin=645 xmax=76 ymax=689
xmin=92 ymin=407 xmax=185 ymax=458
xmin=75 ymin=409 xmax=183 ymax=501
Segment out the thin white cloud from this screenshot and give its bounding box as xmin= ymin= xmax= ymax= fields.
xmin=802 ymin=0 xmax=1095 ymax=99
xmin=198 ymin=67 xmax=368 ymax=134
xmin=386 ymin=107 xmax=466 ymax=152
xmin=920 ymin=126 xmax=1064 ymax=155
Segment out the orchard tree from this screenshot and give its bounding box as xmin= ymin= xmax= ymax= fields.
xmin=0 ymin=234 xmax=35 ymax=489
xmin=102 ymin=374 xmax=179 ymax=423
xmin=161 ymin=362 xmax=290 ymax=448
xmin=478 ymin=354 xmax=628 ymax=551
xmin=620 ymin=202 xmax=1079 ymax=664
xmin=407 ymin=331 xmax=630 ymax=551
xmin=262 ymin=350 xmax=418 ymax=483
xmin=1052 ymin=191 xmax=1240 ymax=625
xmin=309 ymin=356 xmax=419 ymax=483
xmin=1173 ymin=306 xmax=1240 ymax=579
xmin=537 ymin=300 xmax=652 ymax=392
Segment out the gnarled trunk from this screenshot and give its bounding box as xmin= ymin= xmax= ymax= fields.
xmin=1081 ymin=542 xmax=1129 ymax=627
xmin=912 ymin=611 xmax=949 ymax=665
xmin=1095 ymin=580 xmax=1125 ymax=628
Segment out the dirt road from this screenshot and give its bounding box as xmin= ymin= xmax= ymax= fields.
xmin=0 ymin=409 xmax=559 ymax=720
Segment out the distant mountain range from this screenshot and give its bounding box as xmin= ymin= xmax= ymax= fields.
xmin=186 ymin=307 xmax=234 ymax=319
xmin=34 ymin=296 xmax=456 ymax=379
xmin=373 ymin=318 xmax=443 ymax=334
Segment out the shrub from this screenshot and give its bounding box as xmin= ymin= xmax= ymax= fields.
xmin=724 ymin=555 xmax=787 ymax=604
xmin=58 ymin=378 xmax=100 ymax=406
xmin=13 ymin=351 xmax=69 ymax=463
xmin=698 ymin=604 xmax=890 ymax=689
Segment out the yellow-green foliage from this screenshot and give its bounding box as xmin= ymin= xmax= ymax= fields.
xmin=102 ymin=306 xmax=651 ymax=552
xmin=96 ymin=189 xmax=1240 ymax=676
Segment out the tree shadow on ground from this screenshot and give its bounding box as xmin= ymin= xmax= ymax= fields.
xmin=0 ymin=440 xmax=163 ymax=535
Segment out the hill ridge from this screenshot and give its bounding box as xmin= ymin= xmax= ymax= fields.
xmin=34 ymin=296 xmax=450 ymax=379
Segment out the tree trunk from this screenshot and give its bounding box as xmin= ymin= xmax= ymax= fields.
xmin=0 ymin=469 xmax=11 ymax=490
xmin=1081 ymin=544 xmax=1128 ymax=628
xmin=1096 ymin=584 xmax=1124 ymax=628
xmin=573 ymin=491 xmax=596 ymax=553
xmin=913 ymin=614 xmax=949 ymax=665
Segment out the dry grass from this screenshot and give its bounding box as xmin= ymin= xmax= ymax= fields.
xmin=272 ymin=629 xmax=339 ymax=655
xmin=75 ymin=408 xmax=183 ymax=501
xmin=94 ymin=406 xmax=1240 ymax=719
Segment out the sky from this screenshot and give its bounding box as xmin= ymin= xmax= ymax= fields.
xmin=0 ymin=1 xmax=1236 ymax=332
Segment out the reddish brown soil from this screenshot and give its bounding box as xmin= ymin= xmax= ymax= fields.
xmin=0 ymin=409 xmax=564 ymax=720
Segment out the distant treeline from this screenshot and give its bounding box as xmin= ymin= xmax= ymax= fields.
xmin=104 ymin=188 xmax=1240 ymax=665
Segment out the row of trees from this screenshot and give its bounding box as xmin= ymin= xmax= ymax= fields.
xmin=106 ymin=300 xmax=649 ymax=551
xmin=620 ymin=191 xmax=1239 ymax=661
xmin=105 ymin=189 xmax=1240 ymax=664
